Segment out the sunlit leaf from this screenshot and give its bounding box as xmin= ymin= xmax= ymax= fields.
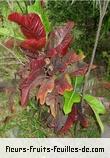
xmin=63 ymin=91 xmax=81 ymax=114
xmin=84 ymin=94 xmax=106 ymax=133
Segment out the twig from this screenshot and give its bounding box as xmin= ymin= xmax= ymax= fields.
xmin=0 ymin=42 xmax=24 ymax=65
xmin=24 ymin=1 xmax=28 ymax=14
xmin=16 ymin=0 xmax=24 ymax=14
xmin=0 ymin=62 xmax=22 ymax=65
xmin=81 ymin=0 xmax=109 ymax=111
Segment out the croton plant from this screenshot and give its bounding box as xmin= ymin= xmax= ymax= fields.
xmin=8 ymin=11 xmax=106 ymax=134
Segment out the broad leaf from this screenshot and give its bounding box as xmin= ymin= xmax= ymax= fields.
xmin=64 ymin=52 xmax=83 ymax=66
xmin=63 ymin=91 xmax=81 ymax=114
xmin=47 ymin=22 xmax=74 ymax=57
xmin=72 ymin=76 xmax=84 ymax=91
xmin=56 ymin=74 xmax=73 ymax=95
xmin=84 ymin=94 xmax=106 ymax=133
xmin=28 ymin=0 xmax=51 ymax=33
xmin=59 ymin=105 xmax=88 ymax=134
xmin=20 ymin=38 xmax=46 ymax=53
xmin=20 ymin=56 xmax=45 ymax=106
xmin=20 ymin=71 xmax=45 ymax=107
xmin=8 ymin=12 xmax=46 ymax=52
xmin=37 ymin=77 xmax=55 ymax=105
xmin=59 ymin=105 xmax=78 ymax=134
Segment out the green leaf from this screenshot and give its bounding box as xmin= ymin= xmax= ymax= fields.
xmin=0 ymin=28 xmax=11 ymax=36
xmin=0 ymin=27 xmax=24 ymax=40
xmin=28 ymin=0 xmax=51 ymax=33
xmin=84 ymin=94 xmax=106 ymax=133
xmin=63 ymin=91 xmax=81 ymax=114
xmin=72 ymin=76 xmax=84 ymax=89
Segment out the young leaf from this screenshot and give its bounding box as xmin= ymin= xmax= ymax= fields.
xmin=72 ymin=76 xmax=84 ymax=90
xmin=63 ymin=91 xmax=81 ymax=114
xmin=47 ymin=21 xmax=74 ymax=57
xmin=28 ymin=0 xmax=51 ymax=33
xmin=56 ymin=74 xmax=73 ymax=95
xmin=84 ymin=94 xmax=106 ymax=133
xmin=59 ymin=105 xmax=78 ymax=134
xmin=59 ymin=105 xmax=88 ymax=134
xmin=8 ymin=12 xmax=46 ymax=52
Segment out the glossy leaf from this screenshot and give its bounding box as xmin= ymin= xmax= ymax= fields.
xmin=28 ymin=0 xmax=51 ymax=33
xmin=63 ymin=91 xmax=81 ymax=114
xmin=8 ymin=12 xmax=46 ymax=52
xmin=84 ymin=94 xmax=106 ymax=132
xmin=20 ymin=38 xmax=46 ymax=53
xmin=8 ymin=12 xmax=46 ymax=40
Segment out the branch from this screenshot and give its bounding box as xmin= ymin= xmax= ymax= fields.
xmin=0 ymin=42 xmax=24 ymax=65
xmin=81 ymin=0 xmax=109 ymax=111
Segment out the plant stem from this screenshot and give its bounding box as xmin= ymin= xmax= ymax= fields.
xmin=16 ymin=0 xmax=24 ymax=14
xmin=0 ymin=42 xmax=24 ymax=65
xmin=81 ymin=0 xmax=109 ymax=111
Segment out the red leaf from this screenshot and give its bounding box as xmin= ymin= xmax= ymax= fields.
xmin=8 ymin=12 xmax=46 ymax=40
xmin=8 ymin=12 xmax=46 ymax=52
xmin=53 ymin=57 xmax=67 ymax=72
xmin=30 ymin=55 xmax=45 ymax=70
xmin=56 ymin=74 xmax=73 ymax=95
xmin=47 ymin=48 xmax=58 ymax=58
xmin=21 ymin=38 xmax=46 ymax=53
xmin=37 ymin=77 xmax=55 ymax=105
xmin=78 ymin=113 xmax=89 ymax=128
xmin=20 ymin=71 xmax=45 ymax=107
xmin=47 ymin=22 xmax=74 ymax=57
xmin=64 ymin=52 xmax=82 ymax=66
xmin=72 ymin=65 xmax=88 ymax=76
xmin=56 ymin=34 xmax=73 ymax=56
xmin=58 ymin=105 xmax=78 ymax=134
xmin=58 ymin=105 xmax=88 ymax=134
xmin=19 ymin=56 xmax=45 ymax=106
